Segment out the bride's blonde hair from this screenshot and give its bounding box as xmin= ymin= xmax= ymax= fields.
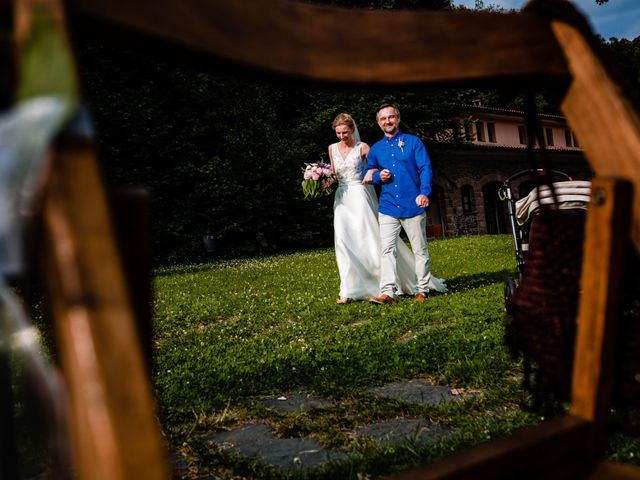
xmin=332 ymin=113 xmax=355 ymax=132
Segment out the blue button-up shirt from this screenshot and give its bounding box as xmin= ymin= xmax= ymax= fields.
xmin=365 ymin=131 xmax=433 ymax=218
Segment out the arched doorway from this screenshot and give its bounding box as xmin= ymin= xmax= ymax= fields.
xmin=426 ymin=185 xmax=445 ymax=237
xmin=483 ymin=181 xmax=507 ymax=234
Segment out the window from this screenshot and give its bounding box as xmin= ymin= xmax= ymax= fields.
xmin=518 ymin=125 xmax=527 ymax=145
xmin=487 ymin=122 xmax=496 ymax=143
xmin=464 ymin=121 xmax=473 ymax=141
xmin=565 ymin=128 xmax=573 ymax=147
xmin=545 ymin=127 xmax=554 ymax=146
xmin=475 ymin=121 xmax=485 ymax=142
xmin=461 ymin=185 xmax=473 ymax=214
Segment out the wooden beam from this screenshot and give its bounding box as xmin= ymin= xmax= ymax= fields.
xmin=570 ymin=178 xmax=632 ymax=458
xmin=41 ymin=137 xmax=169 ymax=480
xmin=110 ymin=188 xmax=153 ymax=375
xmin=66 ymin=0 xmax=569 ymax=86
xmin=391 ymin=415 xmax=591 ymax=480
xmin=552 ymin=20 xmax=640 ymax=253
xmin=588 ymin=462 xmax=640 ymax=480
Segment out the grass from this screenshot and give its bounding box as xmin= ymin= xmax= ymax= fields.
xmin=152 ymin=235 xmax=638 ymax=478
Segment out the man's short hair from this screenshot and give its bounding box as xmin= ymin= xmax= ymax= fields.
xmin=376 ymin=103 xmax=401 ymax=120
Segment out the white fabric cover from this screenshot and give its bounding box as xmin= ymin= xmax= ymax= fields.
xmin=515 ymin=180 xmax=591 ymax=226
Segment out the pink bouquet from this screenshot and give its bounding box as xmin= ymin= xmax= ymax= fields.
xmin=301 ymin=162 xmax=336 ymax=199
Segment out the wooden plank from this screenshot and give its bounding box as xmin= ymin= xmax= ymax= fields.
xmin=110 ymin=188 xmax=153 ymax=375
xmin=552 ymin=20 xmax=640 ymax=254
xmin=66 ymin=0 xmax=569 ymax=86
xmin=12 ymin=0 xmax=168 ymax=476
xmin=391 ymin=415 xmax=591 ymax=480
xmin=588 ymin=462 xmax=640 ymax=480
xmin=40 ymin=137 xmax=169 ymax=480
xmin=13 ymin=0 xmax=79 ymax=115
xmin=570 ymin=178 xmax=632 ymax=458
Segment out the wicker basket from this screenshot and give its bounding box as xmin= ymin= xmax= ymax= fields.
xmin=506 ymin=207 xmax=586 ymax=404
xmin=506 ymin=206 xmax=640 ymax=408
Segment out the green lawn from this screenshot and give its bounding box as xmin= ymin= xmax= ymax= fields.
xmin=151 ymin=234 xmax=637 ymax=478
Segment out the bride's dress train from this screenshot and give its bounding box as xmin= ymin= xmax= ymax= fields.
xmin=332 ymin=142 xmax=447 ymax=300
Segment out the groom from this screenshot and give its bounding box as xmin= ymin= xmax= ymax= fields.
xmin=365 ymin=104 xmax=433 ymax=305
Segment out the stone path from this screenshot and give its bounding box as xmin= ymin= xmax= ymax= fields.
xmin=198 ymin=380 xmax=477 ymax=474
xmin=206 ymin=422 xmax=348 ymax=471
xmin=354 ymin=418 xmax=451 ymax=446
xmin=261 ymin=393 xmax=333 ymax=413
xmin=366 ymin=379 xmax=466 ymax=405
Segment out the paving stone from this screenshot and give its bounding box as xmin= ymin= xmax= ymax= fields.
xmin=168 ymin=449 xmax=189 ymax=479
xmin=206 ymin=422 xmax=348 ymax=471
xmin=261 ymin=393 xmax=333 ymax=413
xmin=366 ymin=380 xmax=462 ymax=405
xmin=354 ymin=418 xmax=451 ymax=446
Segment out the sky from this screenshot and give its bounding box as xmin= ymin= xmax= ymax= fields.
xmin=451 ymin=0 xmax=640 ymax=40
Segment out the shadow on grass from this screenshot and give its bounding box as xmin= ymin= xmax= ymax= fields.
xmin=443 ymin=269 xmax=517 ymax=293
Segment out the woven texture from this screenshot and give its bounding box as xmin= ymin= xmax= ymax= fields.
xmin=507 ymin=207 xmax=640 ymax=407
xmin=506 ymin=207 xmax=586 ymax=402
xmin=614 ymin=254 xmax=640 ymax=405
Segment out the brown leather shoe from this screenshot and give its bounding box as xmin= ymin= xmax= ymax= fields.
xmin=369 ymin=294 xmax=397 ymax=305
xmin=414 ymin=292 xmax=429 ymax=302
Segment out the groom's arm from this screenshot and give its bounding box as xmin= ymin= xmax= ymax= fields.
xmin=364 ymin=148 xmax=383 ymax=185
xmin=415 ymin=140 xmax=433 ymax=198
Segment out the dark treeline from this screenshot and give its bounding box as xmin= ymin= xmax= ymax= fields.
xmin=69 ymin=0 xmax=480 ymax=264
xmin=68 ymin=2 xmax=639 ymax=264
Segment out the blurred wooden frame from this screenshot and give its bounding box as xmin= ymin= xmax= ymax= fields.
xmin=7 ymin=0 xmax=640 ymax=478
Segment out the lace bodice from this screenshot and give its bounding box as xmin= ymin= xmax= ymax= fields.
xmin=332 ymin=142 xmax=364 ymax=183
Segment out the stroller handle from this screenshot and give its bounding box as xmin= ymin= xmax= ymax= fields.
xmin=499 ymin=169 xmax=573 ymax=275
xmin=502 ymin=169 xmax=572 ymax=187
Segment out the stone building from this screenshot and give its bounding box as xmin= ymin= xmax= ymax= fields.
xmin=425 ymin=105 xmax=591 ymax=238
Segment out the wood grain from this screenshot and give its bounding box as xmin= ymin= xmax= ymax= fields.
xmin=391 ymin=415 xmax=591 ymax=480
xmin=588 ymin=462 xmax=640 ymax=480
xmin=41 ymin=138 xmax=169 ymax=480
xmin=570 ymin=178 xmax=632 ymax=458
xmin=553 ymin=20 xmax=640 ymax=253
xmin=66 ymin=0 xmax=569 ymax=86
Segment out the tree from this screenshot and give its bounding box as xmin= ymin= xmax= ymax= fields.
xmin=74 ymin=0 xmax=551 ymax=263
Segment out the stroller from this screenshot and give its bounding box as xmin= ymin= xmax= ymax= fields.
xmin=499 ymin=169 xmax=591 ymax=303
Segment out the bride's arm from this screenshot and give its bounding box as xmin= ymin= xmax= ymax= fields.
xmin=328 ymin=144 xmax=335 ymax=174
xmin=323 ymin=144 xmax=337 ymax=190
xmin=361 ymin=143 xmax=377 ymax=184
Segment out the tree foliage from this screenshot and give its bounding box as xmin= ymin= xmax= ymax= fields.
xmin=604 ymin=37 xmax=640 ymax=90
xmin=73 ymin=12 xmax=485 ymax=263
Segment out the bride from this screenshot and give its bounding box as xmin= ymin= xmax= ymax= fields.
xmin=328 ymin=113 xmax=446 ymax=304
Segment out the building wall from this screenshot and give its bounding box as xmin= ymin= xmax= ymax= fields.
xmin=426 ymin=107 xmax=589 ymax=238
xmin=426 ymin=147 xmax=590 ymax=237
xmin=459 ymin=108 xmax=582 ymax=151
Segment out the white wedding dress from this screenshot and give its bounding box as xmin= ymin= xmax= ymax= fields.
xmin=332 ymin=142 xmax=447 ymax=300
